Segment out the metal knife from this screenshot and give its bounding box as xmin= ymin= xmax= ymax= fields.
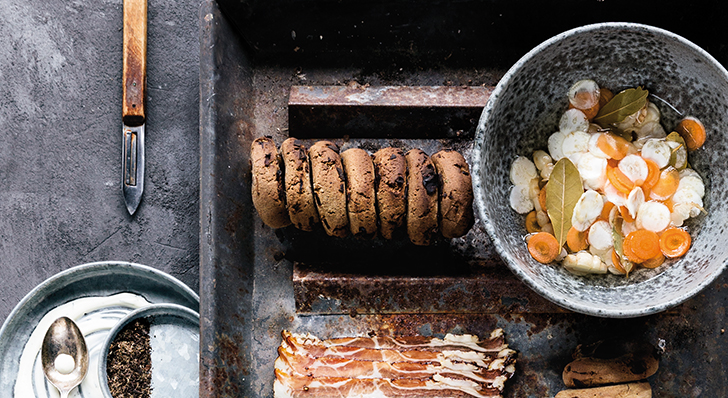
xmin=121 ymin=0 xmax=147 ymax=215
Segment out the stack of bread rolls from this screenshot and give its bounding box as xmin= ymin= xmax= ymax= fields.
xmin=250 ymin=137 xmax=474 ymax=245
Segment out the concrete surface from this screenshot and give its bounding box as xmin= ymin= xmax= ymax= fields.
xmin=0 ymin=0 xmax=200 ymax=322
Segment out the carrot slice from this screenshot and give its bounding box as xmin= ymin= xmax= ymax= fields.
xmin=599 ymin=201 xmax=615 ymax=221
xmin=525 ymin=211 xmax=541 ymax=233
xmin=528 ymin=232 xmax=561 ymax=264
xmin=663 ymin=198 xmax=675 ymax=212
xmin=641 ymin=252 xmax=666 ymax=269
xmin=597 ymin=133 xmax=631 ymax=160
xmin=566 ymin=226 xmax=589 ymax=252
xmin=642 ymin=158 xmax=660 ymax=189
xmin=649 ymin=167 xmax=680 ymax=201
xmin=607 ymin=164 xmax=634 ymax=194
xmin=570 ymin=100 xmax=600 ymax=120
xmin=619 ymin=206 xmax=635 ymax=223
xmin=623 ymin=230 xmax=661 ymax=263
xmin=611 ymin=249 xmax=626 ymax=274
xmin=538 ymin=186 xmax=547 ymax=212
xmin=598 ymin=87 xmax=614 ymax=109
xmin=641 ymin=186 xmax=651 ymax=201
xmin=623 ymin=242 xmax=643 ymax=263
xmin=676 ymin=117 xmax=706 ymax=151
xmin=660 ymin=227 xmax=691 ymax=258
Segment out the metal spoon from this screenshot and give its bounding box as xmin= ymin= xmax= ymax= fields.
xmin=41 ymin=317 xmax=89 ymax=398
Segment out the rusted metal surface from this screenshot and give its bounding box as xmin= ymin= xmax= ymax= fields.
xmin=288 ymin=85 xmax=491 ymax=138
xmin=199 ymin=2 xmax=254 ymax=396
xmin=293 ymin=264 xmax=566 ymax=314
xmin=200 ymin=1 xmax=728 ymax=397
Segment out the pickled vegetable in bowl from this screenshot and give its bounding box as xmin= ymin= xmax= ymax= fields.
xmin=508 ymin=79 xmax=705 ymax=277
xmin=472 ymin=22 xmax=728 ymax=318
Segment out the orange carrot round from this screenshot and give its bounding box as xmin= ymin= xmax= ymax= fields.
xmin=623 ymin=242 xmax=643 ymax=264
xmin=538 ymin=186 xmax=548 ymax=211
xmin=663 ymin=198 xmax=675 ymax=212
xmin=642 ymin=158 xmax=660 ymax=189
xmin=649 ymin=167 xmax=680 ymax=201
xmin=598 ymin=87 xmax=614 ymax=109
xmin=623 ymin=230 xmax=661 ymax=263
xmin=566 ymin=226 xmax=589 ymax=253
xmin=528 ymin=232 xmax=561 ymax=264
xmin=675 ymin=117 xmax=706 ymax=151
xmin=570 ymin=99 xmax=600 ymax=120
xmin=607 ymin=164 xmax=634 ymax=194
xmin=619 ymin=206 xmax=635 ymax=223
xmin=597 ymin=133 xmax=631 ymax=160
xmin=660 ymin=227 xmax=692 ymax=258
xmin=641 ymin=252 xmax=666 ymax=269
xmin=611 ymin=249 xmax=626 ymax=274
xmin=599 ymin=201 xmax=615 ymax=221
xmin=525 ymin=211 xmax=541 ymax=233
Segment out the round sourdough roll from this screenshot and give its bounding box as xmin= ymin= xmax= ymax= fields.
xmin=405 ymin=148 xmax=439 ymax=246
xmin=372 ymin=147 xmax=407 ymax=240
xmin=431 ymin=149 xmax=474 ymax=238
xmin=250 ymin=137 xmax=291 ymax=229
xmin=341 ymin=148 xmax=377 ymax=238
xmin=309 ymin=141 xmax=349 ymax=238
xmin=280 ymin=138 xmax=319 ymax=231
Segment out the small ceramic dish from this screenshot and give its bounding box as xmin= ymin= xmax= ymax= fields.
xmin=472 ymin=22 xmax=728 ymax=318
xmin=99 ymin=303 xmax=200 ymax=398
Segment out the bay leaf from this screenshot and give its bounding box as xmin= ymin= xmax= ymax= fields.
xmin=666 ymin=131 xmax=688 ymax=170
xmin=594 ymin=87 xmax=649 ymax=128
xmin=610 ymin=214 xmax=633 ymax=276
xmin=545 ymin=158 xmax=583 ymax=247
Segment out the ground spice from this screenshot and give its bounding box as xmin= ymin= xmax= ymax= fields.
xmin=106 ymin=318 xmax=152 ymax=398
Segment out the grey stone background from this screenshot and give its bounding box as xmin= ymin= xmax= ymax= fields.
xmin=0 ymin=0 xmax=200 ymax=322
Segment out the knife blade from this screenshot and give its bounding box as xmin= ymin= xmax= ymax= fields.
xmin=121 ymin=0 xmax=147 ymax=215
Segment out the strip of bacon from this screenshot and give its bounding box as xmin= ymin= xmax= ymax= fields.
xmin=277 ymin=343 xmax=515 ymax=384
xmin=282 ymin=332 xmax=499 ymax=368
xmin=274 ymin=368 xmax=508 ymax=398
xmin=318 ymin=329 xmax=509 ymax=353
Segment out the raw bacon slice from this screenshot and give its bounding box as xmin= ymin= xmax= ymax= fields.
xmin=282 ymin=331 xmax=498 ymax=368
xmin=274 ymin=368 xmax=507 ymax=398
xmin=277 ymin=343 xmax=515 ymax=384
xmin=301 ymin=329 xmax=509 ymax=353
xmin=274 ymin=330 xmax=517 ymax=398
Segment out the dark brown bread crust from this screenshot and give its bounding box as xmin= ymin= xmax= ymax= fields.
xmin=281 ymin=138 xmax=319 ymax=231
xmin=341 ymin=148 xmax=377 ymax=238
xmin=309 ymin=141 xmax=349 ymax=238
xmin=372 ymin=147 xmax=407 ymax=240
xmin=250 ymin=137 xmax=291 ymax=229
xmin=431 ymin=149 xmax=474 ymax=238
xmin=405 ymin=149 xmax=439 ymax=246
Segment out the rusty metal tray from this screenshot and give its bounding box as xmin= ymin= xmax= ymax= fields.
xmin=199 ymin=1 xmax=728 ymax=396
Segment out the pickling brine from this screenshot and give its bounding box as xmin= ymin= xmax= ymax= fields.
xmin=509 ymin=79 xmax=705 ymax=276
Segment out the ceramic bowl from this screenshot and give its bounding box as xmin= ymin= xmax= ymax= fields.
xmin=472 ymin=22 xmax=728 ymax=318
xmin=99 ymin=304 xmax=200 ymax=398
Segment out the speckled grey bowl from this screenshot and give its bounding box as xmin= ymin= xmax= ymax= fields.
xmin=472 ymin=23 xmax=728 ymax=318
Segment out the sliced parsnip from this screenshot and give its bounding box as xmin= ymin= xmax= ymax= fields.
xmin=510 ymin=156 xmax=538 ymax=186
xmin=509 ymin=184 xmax=534 ymax=214
xmin=588 ymin=220 xmax=613 ymax=251
xmin=640 ymin=138 xmax=671 ymax=168
xmin=619 ymin=154 xmax=648 ymax=184
xmin=636 ymin=201 xmax=670 ymax=232
xmin=572 ymin=190 xmax=604 ymax=231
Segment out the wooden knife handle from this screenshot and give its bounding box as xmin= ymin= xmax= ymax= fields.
xmin=122 ymin=0 xmax=147 ymax=126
